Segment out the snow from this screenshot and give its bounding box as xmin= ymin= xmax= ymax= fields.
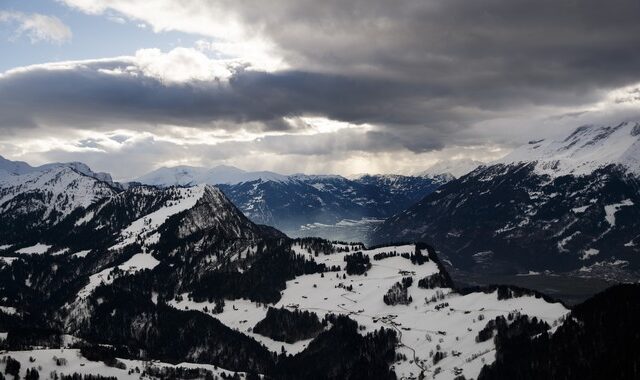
xmin=72 ymin=250 xmax=91 ymax=258
xmin=76 ymin=253 xmax=160 ymax=299
xmin=604 ymin=199 xmax=634 ymax=226
xmin=170 ymin=297 xmax=314 ymax=355
xmin=0 ymin=349 xmax=247 ymax=380
xmin=0 ymin=154 xmax=33 ymax=176
xmin=0 ymin=166 xmax=116 ymax=222
xmin=0 ymin=306 xmax=17 ymax=315
xmin=581 ymin=248 xmax=599 ymax=260
xmin=0 ymin=244 xmax=12 ymax=250
xmin=111 ymin=185 xmax=206 ymax=250
xmin=497 ymin=122 xmax=640 ymax=177
xmin=16 ymin=243 xmax=51 ymax=255
xmin=579 ymin=259 xmax=630 ymax=273
xmin=0 ymin=257 xmax=18 ymax=265
xmin=119 ymin=252 xmax=161 ymax=271
xmin=169 ymin=243 xmax=568 ymax=380
xmin=133 ymin=164 xmax=289 ymax=186
xmin=516 ymin=271 xmax=542 ymax=276
xmin=49 ymin=248 xmax=69 ymax=256
xmin=572 ymin=205 xmax=590 ymax=214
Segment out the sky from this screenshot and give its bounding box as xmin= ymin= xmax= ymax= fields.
xmin=1 ymin=0 xmax=640 ymax=180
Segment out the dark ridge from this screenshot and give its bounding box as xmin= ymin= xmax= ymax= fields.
xmin=455 ymin=284 xmax=567 ymax=309
xmin=478 ymin=283 xmax=640 ymax=380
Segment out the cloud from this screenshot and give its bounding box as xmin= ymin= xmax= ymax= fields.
xmin=0 ymin=125 xmax=497 ymax=179
xmin=0 ymin=11 xmax=72 ymax=44
xmin=0 ymin=48 xmax=457 ymax=138
xmin=49 ymin=1 xmax=640 ymax=141
xmin=3 ymin=1 xmax=640 ymax=176
xmin=57 ymin=0 xmax=640 ymax=86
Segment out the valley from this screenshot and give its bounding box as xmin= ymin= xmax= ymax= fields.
xmin=1 ymin=122 xmax=639 ymax=379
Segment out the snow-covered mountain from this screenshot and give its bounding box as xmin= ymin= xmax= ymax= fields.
xmin=419 ymin=158 xmax=484 ymax=178
xmin=0 ymin=154 xmax=115 ymax=185
xmin=0 ymin=164 xmax=118 ymax=243
xmin=0 ymin=151 xmax=637 ymax=379
xmin=133 ymin=164 xmax=451 ymax=242
xmin=0 ymin=232 xmax=572 ymax=380
xmin=133 ymin=164 xmax=288 ymax=186
xmin=497 ymin=121 xmax=640 ymax=176
xmin=372 ymin=122 xmax=640 ymax=279
xmin=218 ymin=173 xmax=448 ymax=242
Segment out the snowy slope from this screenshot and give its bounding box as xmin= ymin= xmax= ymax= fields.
xmin=0 ymin=166 xmax=118 ymax=244
xmin=170 ymin=243 xmax=568 ymax=380
xmin=0 ymin=154 xmax=115 ymax=185
xmin=497 ymin=121 xmax=640 ymax=177
xmin=0 ymin=155 xmax=33 ymax=175
xmin=53 ymin=183 xmax=266 ymax=258
xmin=0 ymin=157 xmax=119 ymax=243
xmin=0 ymin=167 xmax=116 ymax=218
xmin=0 ymin=348 xmax=248 ymax=380
xmin=110 ymin=185 xmax=207 ymax=249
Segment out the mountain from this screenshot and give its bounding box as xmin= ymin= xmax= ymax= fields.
xmin=0 ymin=154 xmax=116 ymax=185
xmin=353 ymin=173 xmax=452 ymax=197
xmin=0 ymin=155 xmax=636 ymax=379
xmin=371 ymin=122 xmax=640 ymax=279
xmin=0 ymin=229 xmax=571 ymax=380
xmin=218 ymin=173 xmax=448 ymax=242
xmin=0 ymin=165 xmax=119 ymax=244
xmin=419 ymin=158 xmax=483 ymax=178
xmin=134 ymin=165 xmax=451 ymax=242
xmin=0 ymin=155 xmax=33 ymax=176
xmin=496 ymin=121 xmax=640 ymax=176
xmin=133 ymin=164 xmax=288 ymax=186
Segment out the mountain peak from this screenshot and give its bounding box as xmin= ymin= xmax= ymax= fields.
xmin=0 ymin=155 xmax=115 ymax=185
xmin=134 ymin=165 xmax=289 ymax=186
xmin=498 ymin=121 xmax=640 ymax=176
xmin=0 ymin=154 xmax=34 ymax=175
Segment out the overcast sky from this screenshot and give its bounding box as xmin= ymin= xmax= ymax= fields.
xmin=1 ymin=0 xmax=640 ymax=180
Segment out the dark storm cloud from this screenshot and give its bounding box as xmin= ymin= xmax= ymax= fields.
xmin=5 ymin=0 xmax=640 ymax=155
xmin=259 ymin=0 xmax=640 ymax=88
xmin=0 ymin=59 xmax=459 ymax=136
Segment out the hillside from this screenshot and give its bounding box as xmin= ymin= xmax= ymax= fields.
xmin=372 ymin=123 xmax=640 ymax=279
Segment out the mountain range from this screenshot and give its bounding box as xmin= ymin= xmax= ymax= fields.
xmin=371 ymin=122 xmax=640 ymax=280
xmin=0 ymin=147 xmax=638 ymax=379
xmin=131 ymin=164 xmax=471 ymax=242
xmin=1 ymin=124 xmax=640 ymax=378
xmin=1 ymin=155 xmax=478 ymax=244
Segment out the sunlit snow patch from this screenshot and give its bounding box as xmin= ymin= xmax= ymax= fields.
xmin=16 ymin=243 xmax=51 ymax=255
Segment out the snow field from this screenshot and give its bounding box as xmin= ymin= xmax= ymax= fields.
xmin=0 ymin=349 xmax=247 ymax=380
xmin=169 ymin=244 xmax=568 ymax=380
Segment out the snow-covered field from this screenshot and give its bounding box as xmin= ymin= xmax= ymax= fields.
xmin=170 ymin=243 xmax=569 ymax=380
xmin=0 ymin=348 xmax=248 ymax=379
